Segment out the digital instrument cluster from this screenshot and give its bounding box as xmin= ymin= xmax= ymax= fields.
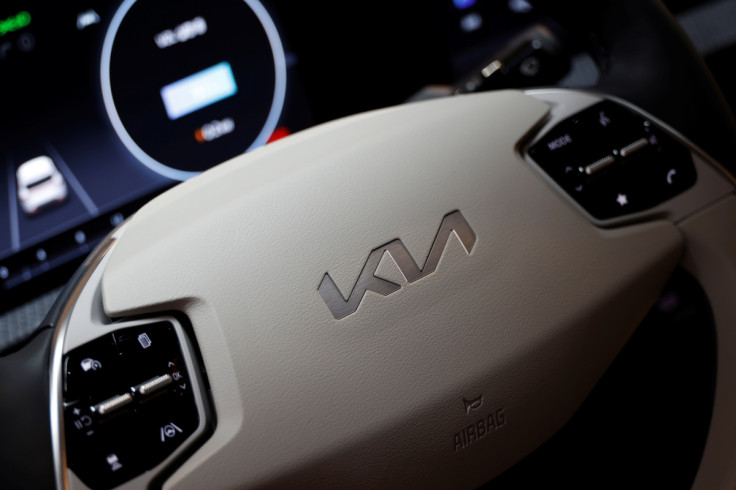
xmin=0 ymin=0 xmax=312 ymax=308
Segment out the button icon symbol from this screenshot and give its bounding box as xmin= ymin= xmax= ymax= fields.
xmin=106 ymin=454 xmax=123 ymax=472
xmin=160 ymin=422 xmax=183 ymax=442
xmin=80 ymin=358 xmax=102 ymax=372
xmin=616 ymin=194 xmax=628 ymax=207
xmin=599 ymin=111 xmax=611 ymax=127
xmin=138 ymin=333 xmax=152 ymax=349
xmin=73 ymin=415 xmax=93 ymax=430
xmin=546 ymin=133 xmax=572 ymax=151
xmin=463 ymin=394 xmax=483 ymax=414
xmin=666 ymin=169 xmax=677 ymax=185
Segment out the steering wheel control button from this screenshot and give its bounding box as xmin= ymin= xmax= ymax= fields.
xmin=113 ymin=324 xmax=175 ymax=356
xmin=114 ymin=325 xmax=180 ymax=377
xmin=528 ymin=100 xmax=697 ymax=219
xmin=64 ymin=335 xmax=122 ymax=402
xmin=136 ymin=394 xmax=200 ymax=463
xmin=64 ymin=409 xmax=142 ymax=489
xmin=63 ymin=322 xmax=201 ymax=489
xmin=71 ymin=435 xmax=146 ymax=490
xmin=65 ymin=403 xmax=97 ymax=438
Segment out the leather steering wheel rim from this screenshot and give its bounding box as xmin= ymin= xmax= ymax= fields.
xmin=546 ymin=0 xmax=736 ymax=168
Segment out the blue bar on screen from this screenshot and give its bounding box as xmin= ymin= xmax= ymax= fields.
xmin=160 ymin=62 xmax=238 ymax=120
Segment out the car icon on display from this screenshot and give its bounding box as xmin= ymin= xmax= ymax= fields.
xmin=16 ymin=155 xmax=68 ymax=215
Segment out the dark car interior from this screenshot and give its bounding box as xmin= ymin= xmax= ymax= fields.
xmin=2 ymin=0 xmax=736 ymax=488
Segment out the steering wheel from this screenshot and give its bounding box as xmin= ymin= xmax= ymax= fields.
xmin=2 ymin=1 xmax=736 ymax=488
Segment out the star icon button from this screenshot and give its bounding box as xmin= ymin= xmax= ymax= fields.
xmin=616 ymin=194 xmax=628 ymax=207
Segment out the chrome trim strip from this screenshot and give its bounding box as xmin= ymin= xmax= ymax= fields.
xmin=584 ymin=155 xmax=616 ymax=175
xmin=135 ymin=373 xmax=173 ymax=396
xmin=619 ymin=137 xmax=649 ymax=157
xmin=49 ymin=236 xmax=117 ymax=489
xmin=92 ymin=393 xmax=133 ymax=416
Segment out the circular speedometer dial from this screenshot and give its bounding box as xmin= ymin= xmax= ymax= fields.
xmin=101 ymin=0 xmax=287 ymax=180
